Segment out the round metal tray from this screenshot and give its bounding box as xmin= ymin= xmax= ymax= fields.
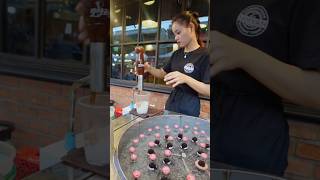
xmin=114 ymin=115 xmax=210 ymax=180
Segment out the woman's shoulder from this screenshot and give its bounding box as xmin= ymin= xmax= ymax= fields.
xmin=193 ymin=47 xmax=210 ymax=60
xmin=170 ymin=48 xmax=184 ymax=59
xmin=174 ymin=48 xmax=184 ymax=55
xmin=172 ymin=47 xmax=209 ymax=59
xmin=196 ymin=47 xmax=210 ymax=55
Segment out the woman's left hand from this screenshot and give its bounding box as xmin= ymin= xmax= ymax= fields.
xmin=209 ymin=30 xmax=260 ymax=77
xmin=164 ymin=71 xmax=190 ymax=88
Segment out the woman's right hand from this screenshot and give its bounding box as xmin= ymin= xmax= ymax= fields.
xmin=144 ymin=62 xmax=152 ymax=73
xmin=133 ymin=62 xmax=151 ymax=75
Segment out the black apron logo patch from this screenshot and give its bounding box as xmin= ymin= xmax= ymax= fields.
xmin=236 ymin=5 xmax=269 ymax=37
xmin=184 ymin=63 xmax=194 ymax=73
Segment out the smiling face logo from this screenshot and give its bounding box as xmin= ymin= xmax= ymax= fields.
xmin=184 ymin=63 xmax=194 ymax=74
xmin=236 ymin=5 xmax=269 ymax=37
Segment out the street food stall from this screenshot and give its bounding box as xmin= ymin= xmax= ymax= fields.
xmin=110 ymin=108 xmax=285 ymax=180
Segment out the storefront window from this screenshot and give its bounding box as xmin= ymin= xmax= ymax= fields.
xmin=111 ymin=46 xmax=122 ymax=79
xmin=124 ymin=2 xmax=139 ymax=43
xmin=0 ymin=0 xmax=109 ymax=84
xmin=123 ymin=45 xmax=136 ymax=80
xmin=159 ymin=0 xmax=180 ymax=41
xmin=111 ymin=0 xmax=123 ymax=44
xmin=6 ymin=0 xmax=35 ymax=56
xmin=141 ymin=0 xmax=159 ymax=42
xmin=155 ymin=43 xmax=178 ymax=85
xmin=44 ymin=0 xmax=83 ymax=62
xmin=143 ymin=43 xmax=156 ymax=83
xmin=187 ymin=0 xmax=209 ymax=41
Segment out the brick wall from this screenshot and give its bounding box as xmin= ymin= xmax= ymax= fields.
xmin=110 ymin=85 xmax=210 ymax=119
xmin=285 ymin=120 xmax=320 ymax=180
xmin=0 ymin=74 xmax=91 ymax=148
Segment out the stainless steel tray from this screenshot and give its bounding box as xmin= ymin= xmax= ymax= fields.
xmin=114 ymin=115 xmax=210 ymax=180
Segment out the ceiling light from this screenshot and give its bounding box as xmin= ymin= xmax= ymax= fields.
xmin=142 ymin=20 xmax=158 ymax=29
xmin=200 ymin=24 xmax=207 ymax=29
xmin=145 ymin=44 xmax=154 ymax=51
xmin=144 ymin=0 xmax=155 ymax=5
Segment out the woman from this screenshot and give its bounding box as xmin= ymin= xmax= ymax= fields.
xmin=75 ymin=5 xmax=210 ymax=117
xmin=143 ymin=11 xmax=210 ymax=117
xmin=210 ymin=0 xmax=320 ymax=176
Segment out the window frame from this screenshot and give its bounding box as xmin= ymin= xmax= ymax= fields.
xmin=0 ymin=53 xmax=89 ymax=83
xmin=0 ymin=0 xmax=95 ymax=84
xmin=110 ymin=0 xmax=210 ymax=93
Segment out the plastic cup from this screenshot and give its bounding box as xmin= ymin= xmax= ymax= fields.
xmin=134 ymin=91 xmax=150 ymax=114
xmin=78 ymin=94 xmax=108 ymax=166
xmin=110 ymin=106 xmax=115 ymax=120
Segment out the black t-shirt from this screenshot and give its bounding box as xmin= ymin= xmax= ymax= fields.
xmin=210 ymin=0 xmax=320 ymax=176
xmin=163 ymin=47 xmax=210 ymax=85
xmin=163 ymin=47 xmax=210 ymax=116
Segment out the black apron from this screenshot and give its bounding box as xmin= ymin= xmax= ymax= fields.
xmin=211 ymin=82 xmax=289 ymax=176
xmin=165 ymin=86 xmax=200 ymax=117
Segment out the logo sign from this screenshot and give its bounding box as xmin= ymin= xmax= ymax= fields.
xmin=90 ymin=1 xmax=108 ymax=18
xmin=236 ymin=5 xmax=269 ymax=37
xmin=184 ymin=63 xmax=194 ymax=73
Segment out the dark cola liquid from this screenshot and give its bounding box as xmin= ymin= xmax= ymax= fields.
xmin=137 ymin=64 xmax=144 ymax=75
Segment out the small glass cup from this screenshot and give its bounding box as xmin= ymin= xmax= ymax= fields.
xmin=134 ymin=91 xmax=150 ymax=114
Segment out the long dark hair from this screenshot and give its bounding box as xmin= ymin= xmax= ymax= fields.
xmin=172 ymin=11 xmax=204 ymax=47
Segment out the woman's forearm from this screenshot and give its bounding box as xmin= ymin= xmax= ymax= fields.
xmin=146 ymin=67 xmax=167 ymax=79
xmin=243 ymin=51 xmax=320 ymax=109
xmin=185 ymin=76 xmax=210 ymax=97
